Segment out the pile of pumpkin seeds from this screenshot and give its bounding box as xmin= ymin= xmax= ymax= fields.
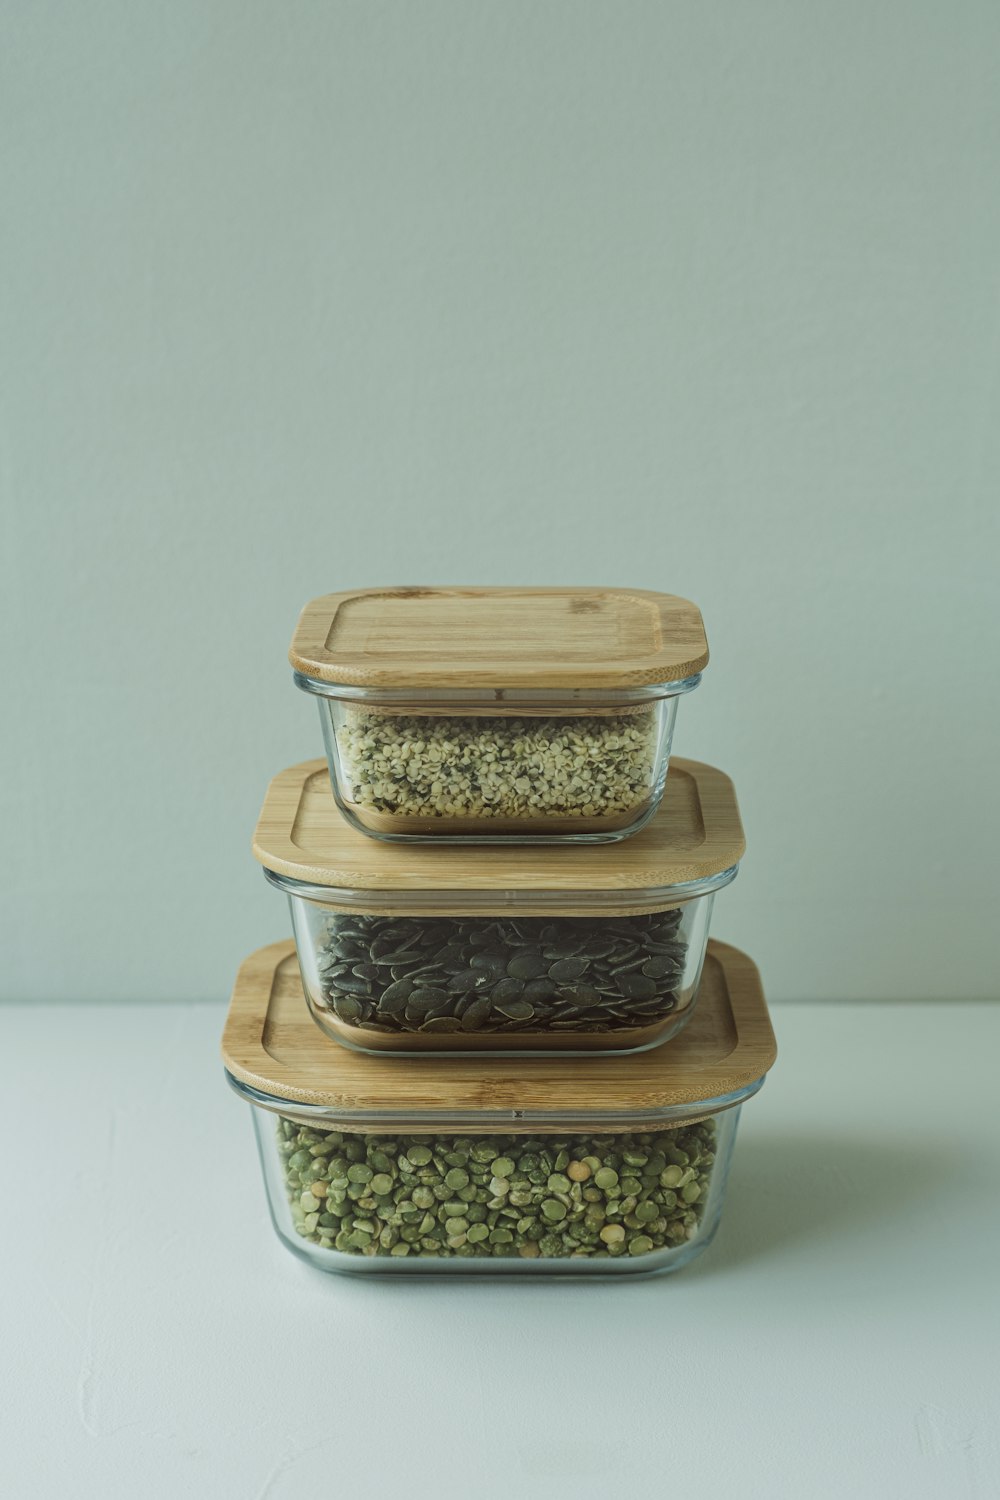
xmin=335 ymin=708 xmax=658 ymax=822
xmin=278 ymin=1119 xmax=716 ymax=1260
xmin=313 ymin=910 xmax=689 ymax=1037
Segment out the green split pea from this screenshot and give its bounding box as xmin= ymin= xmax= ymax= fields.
xmin=277 ymin=1119 xmax=716 ymax=1262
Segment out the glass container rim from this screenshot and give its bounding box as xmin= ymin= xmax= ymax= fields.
xmin=262 ymin=862 xmax=739 ymax=911
xmin=228 ymin=1068 xmax=765 ymax=1130
xmin=292 ymin=670 xmax=703 ymax=706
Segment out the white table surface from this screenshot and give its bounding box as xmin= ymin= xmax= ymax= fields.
xmin=3 ymin=1000 xmax=998 ymax=1500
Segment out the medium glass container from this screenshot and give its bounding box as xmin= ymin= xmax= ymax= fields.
xmin=222 ymin=938 xmax=777 ymax=1278
xmin=254 ymin=757 xmax=745 ymax=1056
xmin=290 ymin=587 xmax=708 ymax=844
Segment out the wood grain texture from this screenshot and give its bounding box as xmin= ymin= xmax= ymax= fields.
xmin=220 ymin=938 xmax=777 ymax=1128
xmin=252 ymin=756 xmax=745 ymax=905
xmin=289 ymin=586 xmax=709 ymax=689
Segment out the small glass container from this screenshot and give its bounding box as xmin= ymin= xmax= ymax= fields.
xmin=290 ymin=587 xmax=708 ymax=844
xmin=222 ymin=938 xmax=776 ymax=1278
xmin=254 ymin=756 xmax=745 ymax=1056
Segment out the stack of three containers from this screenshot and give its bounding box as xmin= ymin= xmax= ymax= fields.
xmin=221 ymin=587 xmax=777 ymax=1276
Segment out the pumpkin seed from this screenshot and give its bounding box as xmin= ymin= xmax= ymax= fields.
xmin=495 ymin=997 xmax=535 ymax=1021
xmin=333 ymin=996 xmax=364 ymax=1023
xmin=448 ymin=970 xmax=486 ymax=993
xmin=620 ymin=974 xmax=658 ymax=1000
xmin=460 ymin=996 xmax=493 ymax=1030
xmin=490 ymin=978 xmax=524 ymax=1003
xmin=407 ymin=986 xmax=447 ymax=1009
xmin=335 ymin=972 xmax=372 ymax=996
xmin=507 ymin=953 xmax=548 ymax=981
xmin=548 ymin=957 xmax=589 ymax=983
xmin=314 ymin=908 xmax=690 ymax=1038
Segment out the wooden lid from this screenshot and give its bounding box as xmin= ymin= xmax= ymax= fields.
xmin=221 ymin=938 xmax=777 ymax=1128
xmin=289 ymin=587 xmax=709 ymax=690
xmin=253 ymin=757 xmax=745 ymax=910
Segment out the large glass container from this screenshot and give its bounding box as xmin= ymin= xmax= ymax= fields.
xmin=222 ymin=938 xmax=777 ymax=1278
xmin=255 ymin=1110 xmax=740 ymax=1274
xmin=290 ymin=587 xmax=708 ymax=844
xmin=254 ymin=757 xmax=745 ymax=1056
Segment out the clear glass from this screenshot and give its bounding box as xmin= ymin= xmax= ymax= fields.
xmin=250 ymin=1104 xmax=741 ymax=1277
xmin=294 ymin=675 xmax=701 ymax=844
xmin=272 ymin=870 xmax=735 ymax=1056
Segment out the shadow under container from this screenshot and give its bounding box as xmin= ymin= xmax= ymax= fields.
xmin=290 ymin=586 xmax=708 ymax=844
xmin=222 ymin=938 xmax=777 ymax=1277
xmin=253 ymin=756 xmax=746 ymax=1056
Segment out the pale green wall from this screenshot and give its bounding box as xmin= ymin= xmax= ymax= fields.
xmin=2 ymin=2 xmax=996 ymax=1002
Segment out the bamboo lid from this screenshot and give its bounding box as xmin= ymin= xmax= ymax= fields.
xmin=222 ymin=938 xmax=776 ymax=1129
xmin=253 ymin=757 xmax=745 ymax=908
xmin=289 ymin=587 xmax=709 ymax=690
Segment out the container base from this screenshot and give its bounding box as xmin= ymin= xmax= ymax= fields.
xmin=331 ymin=794 xmax=660 ymax=845
xmin=269 ymin=1213 xmax=722 ymax=1279
xmin=308 ymin=1005 xmax=691 ymax=1056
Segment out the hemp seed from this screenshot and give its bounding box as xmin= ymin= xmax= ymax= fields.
xmin=335 ymin=708 xmax=658 ymax=824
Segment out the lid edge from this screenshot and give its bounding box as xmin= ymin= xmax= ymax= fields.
xmin=251 ymin=757 xmax=747 ymax=895
xmin=220 ymin=937 xmax=777 ymax=1119
xmin=289 ymin=587 xmax=709 ymax=688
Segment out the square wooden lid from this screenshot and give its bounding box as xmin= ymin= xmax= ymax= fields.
xmin=221 ymin=938 xmax=776 ymax=1129
xmin=253 ymin=757 xmax=745 ymax=908
xmin=289 ymin=587 xmax=709 ymax=690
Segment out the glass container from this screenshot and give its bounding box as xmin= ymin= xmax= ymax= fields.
xmin=290 ymin=587 xmax=708 ymax=844
xmin=254 ymin=757 xmax=745 ymax=1056
xmin=222 ymin=938 xmax=777 ymax=1278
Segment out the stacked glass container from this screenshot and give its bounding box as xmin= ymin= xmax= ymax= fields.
xmin=223 ymin=586 xmax=777 ymax=1277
